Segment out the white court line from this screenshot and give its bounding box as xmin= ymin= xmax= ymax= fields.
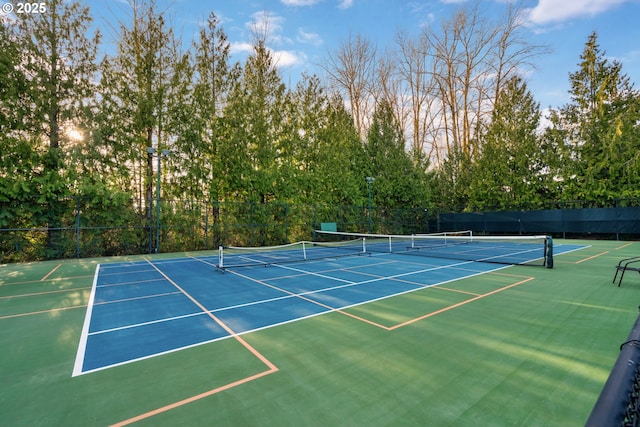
xmin=72 ymin=264 xmax=100 ymax=377
xmin=93 ymin=291 xmax=183 ymax=306
xmin=73 ymin=250 xmax=548 ymax=376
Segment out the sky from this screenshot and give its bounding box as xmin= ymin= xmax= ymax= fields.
xmin=85 ymin=0 xmax=640 ymax=110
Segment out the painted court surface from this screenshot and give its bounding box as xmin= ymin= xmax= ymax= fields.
xmin=74 ymin=242 xmax=582 ymax=375
xmin=2 ymin=239 xmax=638 ymax=426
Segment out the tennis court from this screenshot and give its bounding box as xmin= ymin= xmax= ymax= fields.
xmin=1 ymin=237 xmax=637 ymax=426
xmin=74 ymin=233 xmax=572 ymax=375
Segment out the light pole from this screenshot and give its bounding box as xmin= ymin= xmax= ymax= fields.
xmin=366 ymin=176 xmax=375 ymax=233
xmin=147 ymin=147 xmax=171 ymax=253
xmin=67 ymin=127 xmax=84 ymax=258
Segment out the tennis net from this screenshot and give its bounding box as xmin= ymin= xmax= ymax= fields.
xmin=216 ymin=231 xmax=553 ymax=270
xmin=314 ymin=230 xmax=553 ymax=268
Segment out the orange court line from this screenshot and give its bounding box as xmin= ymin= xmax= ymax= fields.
xmin=616 ymin=242 xmax=634 ymax=250
xmin=339 ymin=276 xmax=535 ymax=331
xmin=111 ymin=260 xmax=533 ymax=425
xmin=0 ymin=286 xmax=92 ymax=300
xmin=390 ymin=276 xmax=481 ymax=297
xmin=145 ymin=258 xmax=278 ymax=370
xmin=388 ymin=277 xmax=534 ymax=330
xmin=0 ymin=273 xmax=94 ymax=287
xmin=40 ymin=263 xmax=63 ymax=281
xmin=109 ymin=367 xmax=277 ymax=427
xmin=426 ymin=284 xmax=481 ymax=297
xmin=575 ymin=251 xmax=609 ymax=264
xmin=109 ymin=260 xmax=280 ymax=426
xmin=0 ymin=304 xmax=86 ymax=320
xmin=485 ymin=270 xmax=533 ymax=278
xmin=338 ymin=310 xmax=392 ymax=330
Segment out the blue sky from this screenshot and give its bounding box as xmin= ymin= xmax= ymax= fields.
xmin=88 ymin=0 xmax=640 ymax=110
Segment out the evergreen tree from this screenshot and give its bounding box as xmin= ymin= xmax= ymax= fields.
xmin=0 ymin=17 xmax=31 ymax=206
xmin=8 ymin=0 xmax=100 ymax=256
xmin=433 ymin=146 xmax=472 ymax=212
xmin=99 ymin=0 xmax=180 ymax=206
xmin=0 ymin=15 xmax=36 ymax=256
xmin=284 ymin=74 xmax=363 ymax=206
xmin=180 ymin=12 xmax=237 ymax=203
xmin=469 ymin=76 xmax=548 ymax=210
xmin=548 ymin=31 xmax=640 ymax=202
xmin=365 ymin=100 xmax=429 ymax=209
xmin=310 ymin=92 xmax=367 ymax=207
xmin=223 ymin=40 xmax=288 ymax=203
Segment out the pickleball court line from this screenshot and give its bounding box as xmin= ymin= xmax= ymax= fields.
xmin=88 ymin=310 xmax=206 ymax=336
xmin=325 ymin=263 xmax=485 ymax=298
xmin=77 ymin=252 xmax=558 ymax=375
xmin=272 ymin=257 xmax=506 ymax=302
xmin=0 ymin=273 xmax=94 ymax=287
xmin=0 ymin=286 xmax=93 ymax=300
xmin=143 ymin=258 xmax=278 ymax=370
xmin=200 ymin=255 xmax=515 ymax=331
xmin=339 ymin=275 xmax=535 ymax=330
xmin=193 ymin=257 xmax=346 ymax=316
xmin=0 ymin=303 xmax=87 ymax=320
xmin=193 ymin=255 xmax=486 ymax=314
xmin=72 ymin=264 xmax=100 ymax=377
xmin=107 ymin=259 xmax=279 ymax=427
xmin=110 ymin=369 xmax=276 ymax=427
xmin=101 ymin=250 xmax=570 ymax=424
xmin=40 ymin=263 xmax=62 ymax=281
xmin=575 ymin=251 xmax=608 ymax=264
xmin=98 ymin=277 xmax=168 ymax=287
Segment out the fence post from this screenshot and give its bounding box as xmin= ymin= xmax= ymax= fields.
xmin=313 ymin=204 xmax=317 ymax=238
xmin=75 ymin=196 xmax=81 ymax=258
xmin=148 ymin=199 xmax=153 ymax=254
xmin=250 ymin=201 xmax=255 ymax=246
xmin=285 ymin=203 xmax=289 ymax=242
xmin=204 ymin=202 xmax=209 ymax=251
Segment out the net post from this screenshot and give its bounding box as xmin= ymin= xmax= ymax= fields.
xmin=388 ymin=236 xmax=392 ymax=252
xmin=303 ymin=241 xmax=307 ymax=260
xmin=545 ymin=236 xmax=553 ymax=268
xmin=218 ymin=246 xmax=224 ymax=270
xmin=363 ymin=237 xmax=367 ymax=254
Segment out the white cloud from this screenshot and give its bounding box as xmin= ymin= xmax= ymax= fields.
xmin=229 ymin=42 xmax=307 ymax=68
xmin=297 ymin=28 xmax=323 ymax=46
xmin=230 ymin=42 xmax=254 ymax=55
xmin=234 ymin=7 xmax=317 ymax=69
xmin=272 ymin=49 xmax=307 ymax=67
xmin=525 ymin=0 xmax=628 ymax=25
xmin=281 ymin=0 xmax=323 ymax=5
xmin=280 ymin=0 xmax=353 ymax=8
xmin=246 ymin=11 xmax=286 ymax=44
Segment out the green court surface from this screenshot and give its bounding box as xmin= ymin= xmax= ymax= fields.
xmin=1 ymin=239 xmax=638 ymax=426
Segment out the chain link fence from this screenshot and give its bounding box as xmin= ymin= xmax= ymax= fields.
xmin=0 ymin=197 xmax=429 ymax=263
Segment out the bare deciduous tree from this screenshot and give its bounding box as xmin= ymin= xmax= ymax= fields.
xmin=394 ymin=30 xmax=442 ymax=162
xmin=322 ymin=33 xmax=377 ymax=139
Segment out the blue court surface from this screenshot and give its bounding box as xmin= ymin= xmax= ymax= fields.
xmin=73 ymin=242 xmax=585 ymax=376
